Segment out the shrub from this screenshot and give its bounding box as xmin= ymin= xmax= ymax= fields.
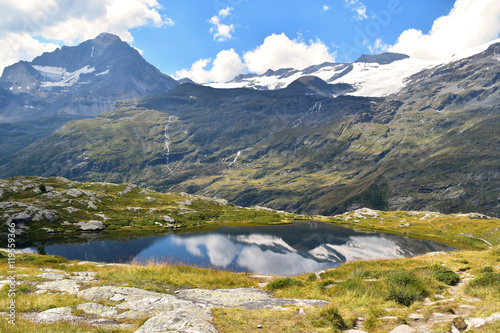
xmin=266 ymin=278 xmax=304 ymax=290
xmin=307 ymin=273 xmax=317 ymax=282
xmin=385 ymin=271 xmax=430 ymax=306
xmin=480 ymin=266 xmax=494 ymax=273
xmin=432 ymin=266 xmax=460 ymax=286
xmin=38 ymin=183 xmax=47 ymax=193
xmin=469 ymin=272 xmax=500 ymax=288
xmin=313 ymin=307 xmax=349 ymax=331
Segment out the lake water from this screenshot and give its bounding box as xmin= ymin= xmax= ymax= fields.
xmin=22 ymin=222 xmax=454 ymax=276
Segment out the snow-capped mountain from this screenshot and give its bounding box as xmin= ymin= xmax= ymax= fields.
xmin=206 ymin=40 xmax=500 ymax=98
xmin=0 ymin=33 xmax=178 ymax=123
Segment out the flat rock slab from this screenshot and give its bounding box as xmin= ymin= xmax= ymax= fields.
xmin=78 ymin=286 xmax=161 ymax=302
xmin=178 ymin=288 xmax=330 ymax=310
xmin=135 ymin=307 xmax=217 ymax=333
xmin=37 ymin=279 xmax=81 ymax=294
xmin=390 ymin=325 xmax=418 ymax=333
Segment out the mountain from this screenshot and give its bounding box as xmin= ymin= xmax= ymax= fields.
xmin=0 ymin=42 xmax=498 ymax=217
xmin=0 ymin=33 xmax=178 ymax=158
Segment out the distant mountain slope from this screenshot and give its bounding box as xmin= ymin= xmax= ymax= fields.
xmin=0 ymin=43 xmax=498 ymax=217
xmin=0 ymin=33 xmax=178 ymax=122
xmin=0 ymin=33 xmax=178 ymax=158
xmin=206 ymin=41 xmax=500 ymax=98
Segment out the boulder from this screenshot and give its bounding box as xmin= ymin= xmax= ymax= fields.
xmin=76 ymin=220 xmax=104 ymax=231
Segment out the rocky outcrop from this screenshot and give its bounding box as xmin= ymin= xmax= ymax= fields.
xmin=76 ymin=220 xmax=104 ymax=231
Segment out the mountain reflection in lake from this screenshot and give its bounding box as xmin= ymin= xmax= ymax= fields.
xmin=23 ymin=222 xmax=455 ymax=276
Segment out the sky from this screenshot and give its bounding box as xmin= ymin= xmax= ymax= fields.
xmin=1 ymin=0 xmax=499 ymax=83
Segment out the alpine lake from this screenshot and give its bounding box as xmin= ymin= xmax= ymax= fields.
xmin=19 ymin=221 xmax=454 ymax=276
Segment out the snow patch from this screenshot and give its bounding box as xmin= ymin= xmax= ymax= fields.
xmin=34 ymin=65 xmax=95 ymax=88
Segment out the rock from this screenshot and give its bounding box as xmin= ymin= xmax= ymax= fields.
xmin=65 ymin=189 xmax=84 ymax=198
xmin=34 ymin=306 xmax=78 ymax=323
xmin=69 ymin=272 xmax=97 ymax=281
xmin=390 ymin=325 xmax=418 ymax=333
xmin=0 ymin=189 xmax=3 ymax=198
xmin=135 ymin=308 xmax=217 ymax=333
xmin=379 ymin=316 xmax=399 ymax=321
xmin=37 ymin=279 xmax=81 ymax=294
xmin=346 ymin=330 xmax=368 ymax=333
xmin=6 ymin=212 xmax=32 ymax=226
xmin=109 ymin=294 xmax=126 ymax=302
xmin=78 ymin=286 xmax=161 ymax=302
xmin=76 ymin=303 xmax=118 ymax=318
xmin=39 ymin=273 xmax=67 ymax=280
xmin=298 ymin=307 xmax=306 ymax=316
xmin=408 ymin=313 xmax=424 ymax=320
xmin=459 ymin=304 xmax=476 ymax=310
xmin=63 ymin=207 xmax=79 ymax=214
xmin=454 ymin=213 xmax=491 ymax=220
xmin=257 ymin=324 xmax=263 ymax=329
xmin=118 ymin=184 xmax=137 ymax=196
xmin=76 ymin=220 xmax=104 ymax=231
xmin=352 ymin=208 xmax=380 ymax=218
xmin=162 ymin=215 xmax=176 ymax=223
xmin=465 ymin=318 xmax=485 ymax=329
xmin=87 ymin=201 xmax=98 ymax=210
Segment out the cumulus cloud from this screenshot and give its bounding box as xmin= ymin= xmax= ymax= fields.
xmin=209 ymin=7 xmax=235 ymax=42
xmin=0 ymin=33 xmax=59 ymax=76
xmin=243 ymin=33 xmax=335 ymax=74
xmin=176 ymin=33 xmax=336 ymax=83
xmin=323 ymin=5 xmax=331 ymax=13
xmin=0 ymin=0 xmax=173 ymax=74
xmin=390 ymin=0 xmax=500 ymax=59
xmin=368 ymin=38 xmax=389 ymax=54
xmin=175 ymin=48 xmax=246 ymax=83
xmin=344 ymin=0 xmax=368 ymax=20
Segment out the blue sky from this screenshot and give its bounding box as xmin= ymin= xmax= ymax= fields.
xmin=1 ymin=0 xmax=499 ymax=82
xmin=132 ymin=0 xmax=455 ymax=75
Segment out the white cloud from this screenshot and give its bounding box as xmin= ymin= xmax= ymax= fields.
xmin=323 ymin=5 xmax=331 ymax=13
xmin=175 ymin=48 xmax=246 ymax=83
xmin=368 ymin=38 xmax=389 ymax=54
xmin=243 ymin=33 xmax=336 ymax=74
xmin=0 ymin=0 xmax=173 ymax=74
xmin=176 ymin=33 xmax=336 ymax=83
xmin=390 ymin=0 xmax=500 ymax=59
xmin=344 ymin=0 xmax=368 ymax=20
xmin=0 ymin=33 xmax=59 ymax=76
xmin=209 ymin=7 xmax=235 ymax=42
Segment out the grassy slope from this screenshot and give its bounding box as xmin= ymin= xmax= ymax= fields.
xmin=0 ymin=176 xmax=294 ymax=238
xmin=0 ymin=247 xmax=499 ymax=332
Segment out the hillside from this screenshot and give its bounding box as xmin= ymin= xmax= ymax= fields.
xmin=0 ymin=43 xmax=498 ymax=217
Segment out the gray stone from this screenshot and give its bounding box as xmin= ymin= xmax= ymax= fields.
xmin=162 ymin=215 xmax=176 ymax=223
xmin=76 ymin=220 xmax=104 ymax=231
xmin=65 ymin=188 xmax=84 ymax=197
xmin=78 ymin=286 xmax=161 ymax=302
xmin=64 ymin=207 xmax=80 ymax=213
xmin=35 ymin=306 xmax=78 ymax=323
xmin=390 ymin=325 xmax=418 ymax=333
xmin=37 ymin=279 xmax=81 ymax=294
xmin=109 ymin=294 xmax=126 ymax=302
xmin=6 ymin=212 xmax=32 ymax=226
xmin=408 ymin=313 xmax=424 ymax=320
xmin=136 ymin=308 xmax=217 ymax=333
xmin=39 ymin=272 xmax=67 ymax=280
xmin=298 ymin=307 xmax=306 ymax=316
xmin=379 ymin=316 xmax=399 ymax=321
xmin=88 ymin=201 xmax=98 ymax=210
xmin=76 ymin=303 xmax=118 ymax=318
xmin=459 ymin=304 xmax=476 ymax=310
